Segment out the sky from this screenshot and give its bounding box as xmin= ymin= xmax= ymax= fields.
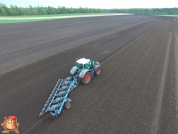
xmin=1 ymin=0 xmax=178 ymax=9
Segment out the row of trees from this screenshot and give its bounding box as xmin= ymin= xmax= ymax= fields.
xmin=0 ymin=3 xmax=178 ymax=16
xmin=0 ymin=3 xmax=106 ymax=16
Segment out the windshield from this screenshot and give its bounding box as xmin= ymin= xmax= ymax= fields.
xmin=76 ymin=62 xmax=83 ymax=69
xmin=84 ymin=62 xmax=90 ymax=68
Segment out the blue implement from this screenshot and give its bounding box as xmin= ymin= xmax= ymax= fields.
xmin=39 ymin=76 xmax=79 ymax=117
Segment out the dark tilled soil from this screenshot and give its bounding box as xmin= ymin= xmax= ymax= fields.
xmin=0 ymin=15 xmax=154 ymax=75
xmin=0 ymin=16 xmax=177 ymax=134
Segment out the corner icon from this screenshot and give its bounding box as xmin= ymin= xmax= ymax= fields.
xmin=1 ymin=116 xmax=19 ymax=133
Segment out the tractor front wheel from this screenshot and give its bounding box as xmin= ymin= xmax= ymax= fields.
xmin=81 ymin=72 xmax=91 ymax=85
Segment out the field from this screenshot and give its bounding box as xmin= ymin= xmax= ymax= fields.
xmin=0 ymin=15 xmax=178 ymax=134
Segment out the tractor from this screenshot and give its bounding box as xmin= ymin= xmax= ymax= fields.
xmin=70 ymin=58 xmax=101 ymax=84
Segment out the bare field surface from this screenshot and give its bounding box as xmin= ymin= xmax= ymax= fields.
xmin=0 ymin=15 xmax=154 ymax=75
xmin=0 ymin=16 xmax=178 ymax=134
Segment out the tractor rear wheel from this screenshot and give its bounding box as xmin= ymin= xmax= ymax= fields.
xmin=81 ymin=72 xmax=91 ymax=85
xmin=94 ymin=66 xmax=101 ymax=76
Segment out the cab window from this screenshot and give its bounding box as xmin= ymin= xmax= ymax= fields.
xmin=76 ymin=62 xmax=83 ymax=69
xmin=84 ymin=62 xmax=90 ymax=68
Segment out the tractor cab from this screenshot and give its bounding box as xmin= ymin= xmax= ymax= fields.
xmin=76 ymin=58 xmax=91 ymax=69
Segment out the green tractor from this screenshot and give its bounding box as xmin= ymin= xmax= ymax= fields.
xmin=70 ymin=58 xmax=101 ymax=84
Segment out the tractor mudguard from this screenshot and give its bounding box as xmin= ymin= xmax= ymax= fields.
xmin=94 ymin=65 xmax=100 ymax=71
xmin=78 ymin=69 xmax=89 ymax=78
xmin=96 ymin=61 xmax=100 ymax=66
xmin=93 ymin=61 xmax=100 ymax=66
xmin=70 ymin=66 xmax=78 ymax=75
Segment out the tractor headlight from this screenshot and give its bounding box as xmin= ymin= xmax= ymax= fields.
xmin=70 ymin=69 xmax=73 ymax=74
xmin=79 ymin=72 xmax=84 ymax=77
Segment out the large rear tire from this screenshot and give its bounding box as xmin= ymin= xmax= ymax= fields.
xmin=81 ymin=72 xmax=91 ymax=85
xmin=94 ymin=66 xmax=101 ymax=76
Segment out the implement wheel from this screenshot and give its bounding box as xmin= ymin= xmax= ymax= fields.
xmin=65 ymin=102 xmax=71 ymax=109
xmin=81 ymin=72 xmax=91 ymax=85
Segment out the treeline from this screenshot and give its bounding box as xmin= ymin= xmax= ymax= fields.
xmin=0 ymin=3 xmax=178 ymax=16
xmin=109 ymin=8 xmax=178 ymax=15
xmin=0 ymin=3 xmax=105 ymax=16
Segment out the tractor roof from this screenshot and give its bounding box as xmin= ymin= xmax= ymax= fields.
xmin=76 ymin=58 xmax=90 ymax=64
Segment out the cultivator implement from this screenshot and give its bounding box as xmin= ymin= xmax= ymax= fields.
xmin=39 ymin=76 xmax=79 ymax=117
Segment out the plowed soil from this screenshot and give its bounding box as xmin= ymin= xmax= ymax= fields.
xmin=0 ymin=15 xmax=177 ymax=134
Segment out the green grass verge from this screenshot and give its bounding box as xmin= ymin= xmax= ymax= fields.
xmin=0 ymin=13 xmax=132 ymax=24
xmin=0 ymin=19 xmax=43 ymax=24
xmin=152 ymin=14 xmax=178 ymax=17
